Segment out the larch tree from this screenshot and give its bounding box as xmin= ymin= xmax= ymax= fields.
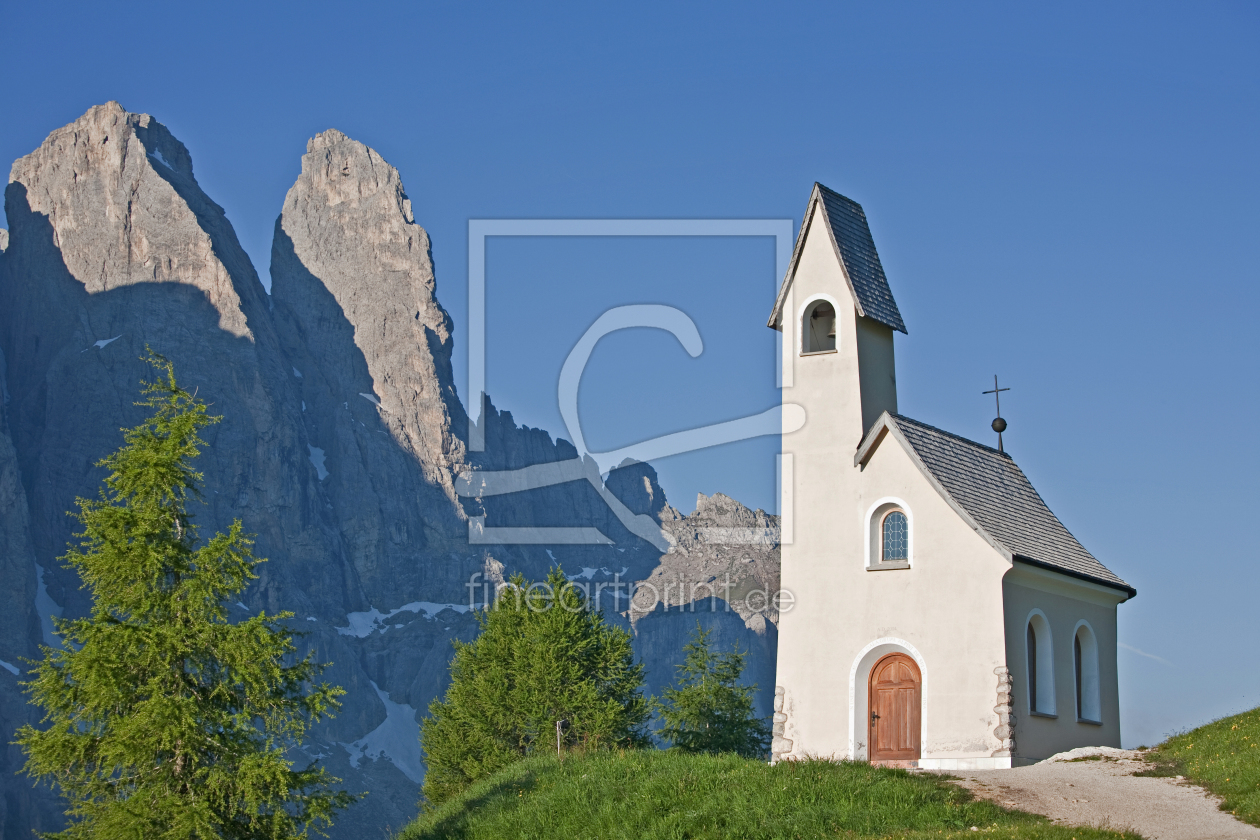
xmin=17 ymin=351 xmax=355 ymax=840
xmin=655 ymin=623 xmax=771 ymax=758
xmin=420 ymin=568 xmax=649 ymax=806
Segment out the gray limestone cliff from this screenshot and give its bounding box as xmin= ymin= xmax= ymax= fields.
xmin=0 ymin=102 xmax=402 ymax=834
xmin=636 ymin=492 xmax=781 ymax=630
xmin=0 ymin=104 xmax=781 ymax=839
xmin=273 ymin=128 xmax=466 ymax=510
xmin=1 ymin=102 xmax=329 ymax=619
xmin=0 ymin=346 xmax=52 ymax=835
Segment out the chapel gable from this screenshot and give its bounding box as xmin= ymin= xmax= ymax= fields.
xmin=768 ymin=182 xmax=907 ymax=334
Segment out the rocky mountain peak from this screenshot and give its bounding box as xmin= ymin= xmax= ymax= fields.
xmin=6 ymin=102 xmax=260 ymax=338
xmin=604 ymin=459 xmax=669 ymax=518
xmin=307 ymin=127 xmax=351 ymax=152
xmin=11 ymin=100 xmax=262 ymax=332
xmin=693 ymin=491 xmax=766 ymax=523
xmin=271 ymin=127 xmax=464 ymax=503
xmin=287 ymin=129 xmax=420 ymax=232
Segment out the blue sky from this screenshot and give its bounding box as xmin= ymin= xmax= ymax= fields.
xmin=2 ymin=0 xmax=1256 ymax=748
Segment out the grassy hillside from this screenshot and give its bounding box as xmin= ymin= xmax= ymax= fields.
xmin=1139 ymin=706 xmax=1260 ymax=826
xmin=397 ymin=750 xmax=1134 ymax=840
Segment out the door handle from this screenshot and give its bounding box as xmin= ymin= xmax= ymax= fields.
xmin=870 ymin=713 xmax=880 ymax=722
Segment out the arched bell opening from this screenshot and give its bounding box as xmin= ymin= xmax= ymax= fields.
xmin=802 ymin=299 xmax=836 ymax=353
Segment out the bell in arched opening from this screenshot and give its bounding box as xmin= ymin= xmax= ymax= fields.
xmin=803 ymin=300 xmax=837 ymax=353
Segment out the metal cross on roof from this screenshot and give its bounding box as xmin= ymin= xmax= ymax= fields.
xmin=983 ymin=374 xmax=1010 ymax=453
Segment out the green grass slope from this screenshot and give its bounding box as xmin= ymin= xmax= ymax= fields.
xmin=397 ymin=750 xmax=1135 ymax=840
xmin=1139 ymin=705 xmax=1260 ymax=826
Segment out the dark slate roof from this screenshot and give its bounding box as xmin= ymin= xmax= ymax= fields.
xmin=816 ymin=185 xmax=906 ymax=333
xmin=768 ymin=183 xmax=906 ymax=334
xmin=887 ymin=414 xmax=1134 ymax=596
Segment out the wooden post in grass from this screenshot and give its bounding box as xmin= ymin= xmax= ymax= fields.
xmin=556 ymin=719 xmax=568 ymax=758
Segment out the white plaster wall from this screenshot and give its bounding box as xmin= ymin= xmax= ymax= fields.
xmin=778 ymin=432 xmax=1013 ymax=761
xmin=1002 ymin=565 xmax=1125 ymax=762
xmin=775 ymin=201 xmax=1012 ymax=763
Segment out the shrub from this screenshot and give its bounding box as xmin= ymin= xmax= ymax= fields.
xmin=655 ymin=622 xmax=770 ymax=758
xmin=420 ymin=568 xmax=649 ymax=805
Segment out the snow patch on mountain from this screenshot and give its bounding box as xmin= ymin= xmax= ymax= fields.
xmin=336 ymin=601 xmax=471 ymax=638
xmin=342 ymin=681 xmax=424 ymax=783
xmin=148 ymin=149 xmax=175 ymax=170
xmin=81 ymin=335 xmax=122 ymax=352
xmin=34 ymin=563 xmax=63 ymax=647
xmin=307 ymin=445 xmax=328 ymax=480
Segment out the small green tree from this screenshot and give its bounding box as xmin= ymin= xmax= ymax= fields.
xmin=17 ymin=352 xmax=355 ymax=840
xmin=655 ymin=623 xmax=771 ymax=758
xmin=420 ymin=568 xmax=649 ymax=805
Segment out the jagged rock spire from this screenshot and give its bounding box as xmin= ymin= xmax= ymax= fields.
xmin=6 ymin=101 xmax=266 ymax=337
xmin=271 ymin=127 xmax=465 ymax=499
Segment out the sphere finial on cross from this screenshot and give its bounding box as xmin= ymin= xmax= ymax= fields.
xmin=983 ymin=375 xmax=1011 ymax=452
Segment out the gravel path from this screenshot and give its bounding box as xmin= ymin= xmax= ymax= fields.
xmin=941 ymin=748 xmax=1260 ymax=840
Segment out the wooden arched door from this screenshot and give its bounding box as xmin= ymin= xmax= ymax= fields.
xmin=868 ymin=653 xmax=921 ymax=763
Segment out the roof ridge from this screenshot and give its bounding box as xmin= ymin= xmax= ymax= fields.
xmin=815 ymin=184 xmax=871 ymax=223
xmin=890 ymin=413 xmax=1011 ymax=459
xmin=815 ymin=181 xmax=858 ymax=205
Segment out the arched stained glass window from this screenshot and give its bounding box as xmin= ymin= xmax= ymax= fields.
xmin=881 ymin=511 xmax=908 ymax=563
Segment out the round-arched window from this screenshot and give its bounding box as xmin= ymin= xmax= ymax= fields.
xmin=867 ymin=500 xmax=912 ymax=569
xmin=881 ymin=511 xmax=908 ymax=563
xmin=1026 ymin=611 xmax=1056 ymax=716
xmin=802 ymin=300 xmax=836 ymax=353
xmin=1074 ymin=622 xmax=1101 ymax=723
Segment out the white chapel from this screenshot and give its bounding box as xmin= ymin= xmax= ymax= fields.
xmin=769 ymin=183 xmax=1135 ymax=769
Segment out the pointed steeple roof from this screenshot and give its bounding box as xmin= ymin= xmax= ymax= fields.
xmin=767 ymin=183 xmax=906 ymax=333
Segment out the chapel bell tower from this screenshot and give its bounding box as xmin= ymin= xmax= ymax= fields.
xmin=768 ymin=183 xmax=906 ymax=453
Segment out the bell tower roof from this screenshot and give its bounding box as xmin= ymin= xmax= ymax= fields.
xmin=768 ymin=183 xmax=907 ymax=334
